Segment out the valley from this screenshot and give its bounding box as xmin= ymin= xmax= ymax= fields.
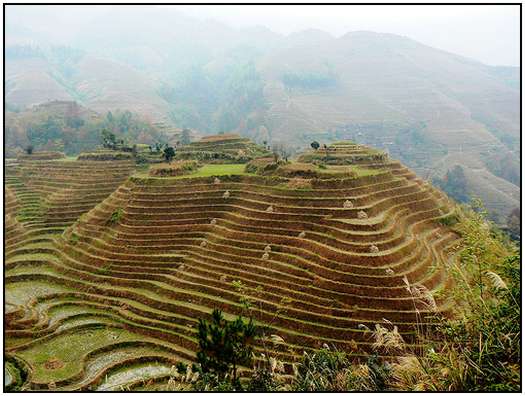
xmin=5 ymin=15 xmax=520 ymax=225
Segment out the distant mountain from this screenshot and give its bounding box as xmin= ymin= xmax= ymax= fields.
xmin=5 ymin=9 xmax=519 ymax=224
xmin=6 ymin=48 xmax=171 ymax=123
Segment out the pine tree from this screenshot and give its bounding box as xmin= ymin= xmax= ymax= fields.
xmin=196 ymin=309 xmax=257 ymax=389
xmin=163 ymin=146 xmax=175 ymax=163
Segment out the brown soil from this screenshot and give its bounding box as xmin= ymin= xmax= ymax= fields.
xmin=286 ymin=178 xmax=312 ymax=189
xmin=44 ymin=358 xmax=64 ymax=370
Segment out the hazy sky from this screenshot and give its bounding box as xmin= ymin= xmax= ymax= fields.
xmin=6 ymin=4 xmax=520 ymax=66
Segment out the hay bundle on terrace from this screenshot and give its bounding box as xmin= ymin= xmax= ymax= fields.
xmin=149 ymin=160 xmax=200 ymax=177
xmin=357 ymin=210 xmax=368 ymax=219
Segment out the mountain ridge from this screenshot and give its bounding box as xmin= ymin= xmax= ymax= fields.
xmin=5 ymin=12 xmax=519 ymax=224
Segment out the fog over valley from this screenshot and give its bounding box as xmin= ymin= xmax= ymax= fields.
xmin=5 ymin=5 xmax=520 ymax=224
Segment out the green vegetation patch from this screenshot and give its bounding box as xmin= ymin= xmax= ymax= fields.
xmin=15 ymin=326 xmax=139 ymax=383
xmin=5 ymin=280 xmax=72 ymax=306
xmin=437 ymin=211 xmax=460 ymax=227
xmin=107 ymin=208 xmax=124 ymax=225
xmin=5 ymin=355 xmax=30 ymax=392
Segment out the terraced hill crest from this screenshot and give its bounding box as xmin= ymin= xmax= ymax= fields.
xmin=5 ymin=141 xmax=463 ymax=390
xmin=175 ymin=133 xmax=271 ymax=163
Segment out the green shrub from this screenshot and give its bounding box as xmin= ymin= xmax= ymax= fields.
xmin=292 ymin=347 xmax=350 ymax=391
xmin=386 ymin=202 xmax=520 ymax=391
xmin=437 ymin=212 xmax=459 ymax=226
xmin=5 ymin=356 xmax=28 ymax=391
xmin=192 ymin=309 xmax=257 ymax=391
xmin=432 ymin=254 xmax=520 ymax=391
xmin=69 ymin=233 xmax=79 ymax=245
xmin=291 ymin=347 xmax=389 ymax=392
xmin=107 ymin=208 xmax=124 ymax=225
xmin=247 ymin=367 xmax=283 ymax=392
xmin=192 ymin=373 xmax=236 ymax=391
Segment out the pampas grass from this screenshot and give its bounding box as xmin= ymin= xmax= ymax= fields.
xmin=484 ymin=271 xmax=507 ymax=290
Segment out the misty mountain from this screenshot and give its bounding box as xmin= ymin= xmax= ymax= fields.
xmin=5 ymin=7 xmax=520 ymax=223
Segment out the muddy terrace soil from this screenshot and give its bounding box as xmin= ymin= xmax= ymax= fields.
xmin=4 ymin=142 xmax=461 ymax=391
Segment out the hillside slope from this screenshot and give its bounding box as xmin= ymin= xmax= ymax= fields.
xmin=257 ymin=31 xmax=518 ymax=147
xmin=6 ymin=50 xmax=171 ymax=123
xmin=5 ymin=143 xmax=462 ymax=390
xmin=5 ymin=15 xmax=519 ymax=223
xmin=5 ymin=100 xmax=170 ymax=157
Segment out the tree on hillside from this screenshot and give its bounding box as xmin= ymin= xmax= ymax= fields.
xmin=181 ymin=128 xmax=192 ymax=145
xmin=310 ymin=141 xmax=320 ymax=150
xmin=163 ymin=146 xmax=175 ymax=163
xmin=192 ymin=309 xmax=256 ymax=390
xmin=27 ymin=116 xmax=62 ymax=148
xmin=101 ymin=128 xmax=117 ymax=150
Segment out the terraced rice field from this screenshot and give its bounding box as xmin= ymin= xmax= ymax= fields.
xmin=4 ymin=142 xmax=462 ymax=390
xmin=175 ymin=133 xmax=270 ymax=163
